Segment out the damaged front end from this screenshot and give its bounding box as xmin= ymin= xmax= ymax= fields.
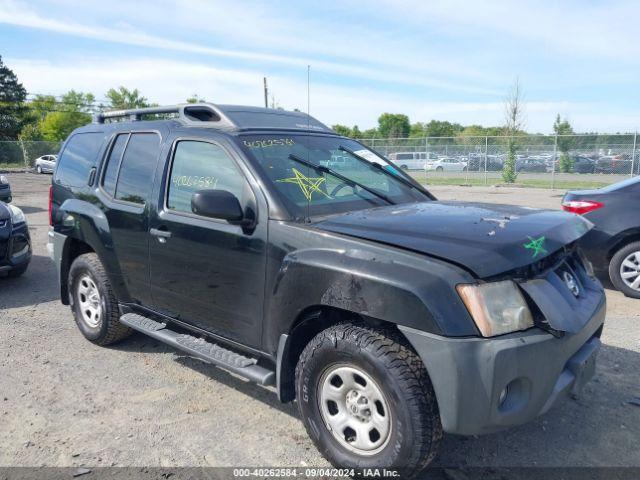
xmin=518 ymin=244 xmax=603 ymax=336
xmin=484 ymin=241 xmax=605 ymax=336
xmin=399 ymin=241 xmax=606 ymax=435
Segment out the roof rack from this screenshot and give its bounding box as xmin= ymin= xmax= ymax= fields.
xmin=93 ymin=103 xmax=237 ymax=129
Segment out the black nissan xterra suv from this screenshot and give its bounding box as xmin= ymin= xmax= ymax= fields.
xmin=49 ymin=103 xmax=605 ymax=475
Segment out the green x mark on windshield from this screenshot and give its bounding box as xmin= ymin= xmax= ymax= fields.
xmin=523 ymin=235 xmax=548 ymax=259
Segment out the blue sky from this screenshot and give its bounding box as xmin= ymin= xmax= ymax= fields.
xmin=1 ymin=0 xmax=639 ymax=133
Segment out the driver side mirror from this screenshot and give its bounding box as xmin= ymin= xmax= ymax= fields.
xmin=191 ymin=189 xmax=243 ymax=222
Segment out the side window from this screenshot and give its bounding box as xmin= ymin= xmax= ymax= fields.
xmin=115 ymin=133 xmax=161 ymax=205
xmin=167 ymin=141 xmax=245 ymax=214
xmin=55 ymin=132 xmax=104 ymax=187
xmin=101 ymin=133 xmax=129 ymax=197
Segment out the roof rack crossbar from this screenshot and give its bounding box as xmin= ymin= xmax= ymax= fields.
xmin=93 ymin=103 xmax=237 ymax=129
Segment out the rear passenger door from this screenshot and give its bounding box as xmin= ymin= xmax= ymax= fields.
xmin=98 ymin=130 xmax=164 ymax=306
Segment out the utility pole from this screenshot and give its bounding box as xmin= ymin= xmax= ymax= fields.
xmin=263 ymin=77 xmax=268 ymax=108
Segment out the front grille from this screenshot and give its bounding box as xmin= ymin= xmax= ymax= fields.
xmin=511 ymin=242 xmax=577 ymax=280
xmin=0 ymin=241 xmax=8 ymax=261
xmin=0 ymin=184 xmax=8 ymax=190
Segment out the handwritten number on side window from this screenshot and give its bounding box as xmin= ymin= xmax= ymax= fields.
xmin=172 ymin=176 xmax=218 ymax=189
xmin=243 ymin=138 xmax=294 ymax=149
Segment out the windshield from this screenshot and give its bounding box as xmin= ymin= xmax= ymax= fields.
xmin=237 ymin=134 xmax=431 ymax=217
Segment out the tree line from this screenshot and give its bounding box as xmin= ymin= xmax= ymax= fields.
xmin=0 ymin=56 xmax=206 ymax=144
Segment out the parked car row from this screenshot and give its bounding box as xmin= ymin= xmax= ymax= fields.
xmin=387 ymin=150 xmax=640 ymax=174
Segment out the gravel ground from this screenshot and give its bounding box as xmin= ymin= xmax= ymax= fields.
xmin=0 ymin=173 xmax=638 ymax=469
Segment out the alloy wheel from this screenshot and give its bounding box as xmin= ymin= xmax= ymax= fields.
xmin=620 ymin=251 xmax=640 ymax=291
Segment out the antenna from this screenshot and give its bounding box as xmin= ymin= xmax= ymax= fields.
xmin=263 ymin=77 xmax=268 ymax=108
xmin=307 ymin=65 xmax=310 ymax=122
xmin=305 ymin=65 xmax=311 ymax=222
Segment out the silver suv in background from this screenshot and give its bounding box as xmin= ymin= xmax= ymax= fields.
xmin=388 ymin=152 xmax=437 ymax=170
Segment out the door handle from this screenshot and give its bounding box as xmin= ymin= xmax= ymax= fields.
xmin=150 ymin=228 xmax=172 ymax=243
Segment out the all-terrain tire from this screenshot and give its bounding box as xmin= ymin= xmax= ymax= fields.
xmin=609 ymin=241 xmax=640 ymax=299
xmin=68 ymin=253 xmax=132 ymax=345
xmin=295 ymin=323 xmax=442 ymax=477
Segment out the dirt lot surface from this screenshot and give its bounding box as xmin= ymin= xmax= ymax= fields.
xmin=1 ymin=173 xmax=638 ymax=469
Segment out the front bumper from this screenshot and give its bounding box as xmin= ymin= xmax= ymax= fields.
xmin=0 ymin=221 xmax=31 ymax=273
xmin=399 ymin=296 xmax=605 ymax=435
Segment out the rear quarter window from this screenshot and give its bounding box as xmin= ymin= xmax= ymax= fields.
xmin=55 ymin=132 xmax=105 ymax=187
xmin=114 ymin=132 xmax=161 ymax=205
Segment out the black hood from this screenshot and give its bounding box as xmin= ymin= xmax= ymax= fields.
xmin=313 ymin=201 xmax=592 ymax=278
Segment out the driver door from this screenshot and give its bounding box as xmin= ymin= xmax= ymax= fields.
xmin=148 ymin=136 xmax=267 ymax=347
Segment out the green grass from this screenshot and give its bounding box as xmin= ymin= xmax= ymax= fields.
xmin=418 ymin=177 xmax=610 ymax=190
xmin=0 ymin=162 xmax=27 ymax=171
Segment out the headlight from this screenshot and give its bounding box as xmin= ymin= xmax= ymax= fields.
xmin=0 ymin=175 xmax=8 ymax=185
xmin=8 ymin=204 xmax=26 ymax=224
xmin=456 ymin=280 xmax=533 ymax=337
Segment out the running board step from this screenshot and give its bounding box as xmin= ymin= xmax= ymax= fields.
xmin=120 ymin=313 xmax=275 ymax=386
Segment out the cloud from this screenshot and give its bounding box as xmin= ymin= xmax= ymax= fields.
xmin=10 ymin=56 xmax=634 ymax=133
xmin=0 ymin=0 xmax=500 ymax=95
xmin=368 ymin=0 xmax=640 ymax=60
xmin=2 ymin=0 xmax=638 ymax=132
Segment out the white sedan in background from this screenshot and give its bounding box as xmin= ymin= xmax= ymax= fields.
xmin=34 ymin=155 xmax=57 ymax=174
xmin=425 ymin=157 xmax=468 ymax=172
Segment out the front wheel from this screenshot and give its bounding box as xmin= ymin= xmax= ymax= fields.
xmin=435 ymin=166 xmax=443 ymax=172
xmin=609 ymin=241 xmax=640 ymax=299
xmin=36 ymin=165 xmax=42 ymax=174
xmin=295 ymin=324 xmax=442 ymax=476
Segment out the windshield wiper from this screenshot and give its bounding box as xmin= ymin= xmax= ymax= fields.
xmin=287 ymin=154 xmax=394 ymax=205
xmin=338 ymin=145 xmax=433 ymax=198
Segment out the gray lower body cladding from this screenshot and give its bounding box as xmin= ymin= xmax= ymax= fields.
xmin=399 ymin=297 xmax=605 ymax=435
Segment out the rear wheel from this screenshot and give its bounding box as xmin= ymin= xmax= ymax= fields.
xmin=68 ymin=253 xmax=132 ymax=345
xmin=295 ymin=323 xmax=441 ymax=476
xmin=610 ymin=241 xmax=640 ymax=299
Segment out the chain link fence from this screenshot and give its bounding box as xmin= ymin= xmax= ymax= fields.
xmin=361 ymin=133 xmax=639 ymax=188
xmin=0 ymin=141 xmax=63 ymax=170
xmin=1 ymin=135 xmax=638 ymax=189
